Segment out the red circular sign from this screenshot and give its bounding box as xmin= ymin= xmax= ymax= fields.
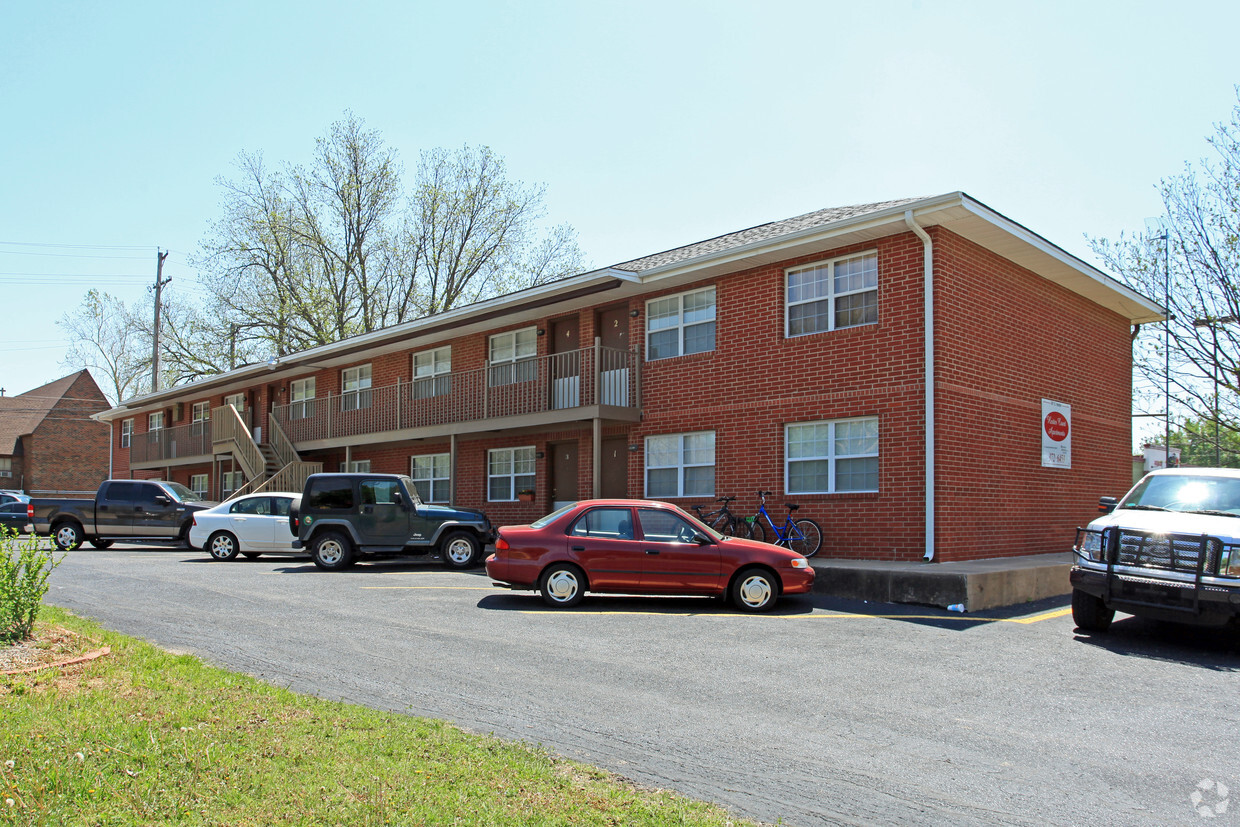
xmin=1044 ymin=411 xmax=1069 ymax=442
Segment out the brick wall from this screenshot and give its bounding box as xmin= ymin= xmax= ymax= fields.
xmin=26 ymin=372 xmax=110 ymax=493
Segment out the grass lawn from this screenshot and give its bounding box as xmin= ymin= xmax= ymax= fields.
xmin=1 ymin=606 xmax=753 ymax=826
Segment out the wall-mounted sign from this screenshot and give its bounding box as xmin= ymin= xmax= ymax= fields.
xmin=1042 ymin=399 xmax=1071 ymax=469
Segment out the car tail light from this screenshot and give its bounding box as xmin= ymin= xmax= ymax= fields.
xmin=192 ymin=516 xmax=198 ymax=526
xmin=496 ymin=537 xmax=510 ymax=551
xmin=26 ymin=503 xmax=34 ymax=520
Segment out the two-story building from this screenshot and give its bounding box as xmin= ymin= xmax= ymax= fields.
xmin=94 ymin=192 xmax=1162 ymax=562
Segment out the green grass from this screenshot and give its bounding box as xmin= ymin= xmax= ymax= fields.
xmin=1 ymin=606 xmax=753 ymax=826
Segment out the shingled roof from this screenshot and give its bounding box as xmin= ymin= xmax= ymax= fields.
xmin=610 ymin=197 xmax=928 ymax=272
xmin=0 ymin=371 xmax=92 ymax=454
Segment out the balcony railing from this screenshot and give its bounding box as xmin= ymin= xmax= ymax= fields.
xmin=129 ymin=421 xmax=213 ymax=465
xmin=271 ymin=343 xmax=639 ymax=445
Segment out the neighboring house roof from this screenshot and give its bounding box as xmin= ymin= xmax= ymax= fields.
xmin=0 ymin=371 xmax=92 ymax=454
xmin=95 ymin=192 xmax=1166 ymax=419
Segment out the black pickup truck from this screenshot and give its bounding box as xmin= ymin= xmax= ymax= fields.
xmin=30 ymin=480 xmax=216 ymax=550
xmin=290 ymin=472 xmax=494 ymax=571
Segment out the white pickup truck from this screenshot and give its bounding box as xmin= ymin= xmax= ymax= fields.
xmin=1071 ymin=467 xmax=1240 ymax=631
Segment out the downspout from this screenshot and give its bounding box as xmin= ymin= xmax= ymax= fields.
xmin=904 ymin=210 xmax=935 ymax=562
xmin=108 ymin=421 xmax=114 ymax=480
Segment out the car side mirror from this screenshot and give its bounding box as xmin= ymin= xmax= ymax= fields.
xmin=692 ymin=532 xmax=712 ymax=545
xmin=1098 ymin=496 xmax=1117 ymax=514
xmin=392 ymin=491 xmax=403 ymax=507
xmin=154 ymin=495 xmax=170 ymax=506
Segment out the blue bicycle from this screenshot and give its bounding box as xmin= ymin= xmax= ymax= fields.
xmin=745 ymin=491 xmax=823 ymax=557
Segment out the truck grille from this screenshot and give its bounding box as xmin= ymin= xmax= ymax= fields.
xmin=1106 ymin=529 xmax=1227 ymax=575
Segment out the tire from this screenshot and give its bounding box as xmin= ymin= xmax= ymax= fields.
xmin=540 ymin=562 xmax=586 ymax=609
xmin=310 ymin=530 xmax=355 ymax=571
xmin=241 ymin=552 xmax=262 ymax=560
xmin=731 ymin=567 xmax=779 ymax=613
xmin=206 ymin=531 xmax=240 ymax=561
xmin=1071 ymin=588 xmax=1114 ymax=632
xmin=88 ymin=538 xmax=114 ymax=550
xmin=53 ymin=521 xmax=83 ymax=551
xmin=178 ymin=522 xmax=193 ymax=548
xmin=440 ymin=530 xmax=482 ymax=570
xmin=787 ymin=519 xmax=823 ymax=558
xmin=713 ymin=515 xmax=738 ymax=537
xmin=746 ymin=519 xmax=767 ymax=544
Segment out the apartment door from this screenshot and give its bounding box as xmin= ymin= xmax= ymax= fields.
xmin=551 ymin=442 xmax=579 ymax=510
xmin=600 ymin=437 xmax=628 ymax=498
xmin=551 ymin=317 xmax=580 ymax=409
xmin=596 ymin=305 xmax=629 ymax=406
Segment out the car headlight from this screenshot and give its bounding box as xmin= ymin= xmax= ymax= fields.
xmin=1075 ymin=529 xmax=1104 ymax=562
xmin=790 ymin=558 xmax=809 ymax=569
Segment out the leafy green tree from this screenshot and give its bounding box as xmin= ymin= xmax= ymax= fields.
xmin=1171 ymin=416 xmax=1240 ymax=468
xmin=56 ymin=289 xmax=150 ymax=405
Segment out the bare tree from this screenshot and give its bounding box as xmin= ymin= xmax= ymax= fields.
xmin=1090 ymin=89 xmax=1240 ymax=447
xmin=57 ymin=290 xmax=150 ymax=405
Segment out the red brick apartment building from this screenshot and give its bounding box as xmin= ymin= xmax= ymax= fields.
xmin=94 ymin=193 xmax=1162 ymax=562
xmin=0 ymin=370 xmax=110 ymax=494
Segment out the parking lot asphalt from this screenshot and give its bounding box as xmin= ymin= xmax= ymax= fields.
xmin=41 ymin=543 xmax=1240 ymax=826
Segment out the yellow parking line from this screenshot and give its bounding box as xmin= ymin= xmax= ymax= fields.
xmin=361 ymin=586 xmax=495 ymax=591
xmin=1004 ymin=607 xmax=1073 ymax=624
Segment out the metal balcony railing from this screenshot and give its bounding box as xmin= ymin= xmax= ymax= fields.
xmin=128 ymin=421 xmax=214 ymax=465
xmin=271 ymin=343 xmax=639 ymax=445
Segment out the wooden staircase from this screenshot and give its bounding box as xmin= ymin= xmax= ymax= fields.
xmin=219 ymin=410 xmax=322 ymax=500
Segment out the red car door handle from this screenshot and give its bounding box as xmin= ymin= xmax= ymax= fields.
xmin=571 ymin=545 xmax=586 ymax=551
xmin=645 ymin=550 xmax=659 ymax=555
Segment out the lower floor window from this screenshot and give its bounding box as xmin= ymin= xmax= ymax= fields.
xmin=645 ymin=431 xmax=714 ymax=498
xmin=340 ymin=460 xmax=371 ymax=473
xmin=488 ymin=447 xmax=535 ymax=501
xmin=411 ymin=453 xmax=451 ymax=503
xmin=221 ymin=470 xmax=245 ymax=497
xmin=786 ymin=417 xmax=879 ymax=494
xmin=189 ymin=474 xmax=209 ymax=500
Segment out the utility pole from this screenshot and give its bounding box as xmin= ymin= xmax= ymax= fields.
xmin=151 ymin=249 xmax=171 ymax=392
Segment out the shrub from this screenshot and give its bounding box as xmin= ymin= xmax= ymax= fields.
xmin=0 ymin=527 xmax=62 ymax=642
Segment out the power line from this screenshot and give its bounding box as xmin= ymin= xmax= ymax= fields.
xmin=0 ymin=250 xmax=152 ymax=260
xmin=0 ymin=241 xmax=153 ymax=250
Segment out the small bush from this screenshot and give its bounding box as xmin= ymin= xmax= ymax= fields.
xmin=0 ymin=527 xmax=62 ymax=642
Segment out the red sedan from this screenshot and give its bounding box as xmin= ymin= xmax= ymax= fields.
xmin=486 ymin=499 xmax=815 ymax=612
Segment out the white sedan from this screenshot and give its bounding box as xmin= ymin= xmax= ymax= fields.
xmin=189 ymin=492 xmax=302 ymax=561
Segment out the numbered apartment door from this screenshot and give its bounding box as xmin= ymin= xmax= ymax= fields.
xmin=551 ymin=442 xmax=579 ymax=510
xmin=551 ymin=317 xmax=580 ymax=409
xmin=596 ymin=305 xmax=629 ymax=406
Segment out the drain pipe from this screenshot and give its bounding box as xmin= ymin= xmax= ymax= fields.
xmin=904 ymin=210 xmax=935 ymax=562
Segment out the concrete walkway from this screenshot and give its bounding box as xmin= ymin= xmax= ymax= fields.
xmin=809 ymin=552 xmax=1073 ymax=611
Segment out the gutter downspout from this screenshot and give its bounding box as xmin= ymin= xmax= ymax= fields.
xmin=108 ymin=421 xmax=114 ymax=480
xmin=904 ymin=211 xmax=935 ymax=562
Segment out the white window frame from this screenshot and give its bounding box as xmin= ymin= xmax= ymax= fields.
xmin=412 ymin=346 xmax=452 ymax=399
xmin=644 ymin=431 xmax=715 ymax=498
xmin=410 ymin=453 xmax=451 ymax=503
xmin=189 ymin=474 xmax=209 ymax=500
xmin=0 ymin=457 xmax=12 ymax=478
xmin=488 ymin=328 xmax=537 ymax=387
xmin=785 ymin=416 xmax=879 ymax=494
xmin=341 ymin=365 xmax=373 ymax=411
xmin=220 ymin=470 xmax=245 ymax=498
xmin=786 ymin=251 xmax=879 ymax=338
xmin=487 ymin=446 xmax=536 ymax=502
xmin=191 ymin=401 xmax=210 ymax=435
xmin=147 ymin=411 xmax=164 ymax=438
xmin=339 ymin=460 xmax=371 ymax=473
xmin=290 ymin=377 xmax=316 ymax=419
xmin=120 ymin=418 xmax=133 ymax=448
xmin=645 ymin=286 xmax=716 ymax=361
xmin=223 ymin=392 xmax=246 ymax=413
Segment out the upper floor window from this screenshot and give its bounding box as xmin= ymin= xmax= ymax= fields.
xmin=224 ymin=393 xmax=246 ymax=412
xmin=191 ymin=402 xmax=210 ymax=435
xmin=645 ymin=431 xmax=715 ymax=498
xmin=413 ymin=346 xmax=452 ymax=399
xmin=489 ymin=329 xmax=536 ymax=386
xmin=148 ymin=411 xmax=164 ymax=434
xmin=341 ymin=365 xmax=372 ymax=411
xmin=786 ymin=417 xmax=879 ymax=494
xmin=786 ymin=252 xmax=878 ymax=337
xmin=290 ymin=377 xmax=316 ymax=420
xmin=120 ymin=418 xmax=133 ymax=448
xmin=646 ymin=287 xmax=716 ymax=360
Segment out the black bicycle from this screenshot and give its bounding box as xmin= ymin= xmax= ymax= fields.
xmin=745 ymin=491 xmax=823 ymax=557
xmin=689 ymin=496 xmax=742 ymax=536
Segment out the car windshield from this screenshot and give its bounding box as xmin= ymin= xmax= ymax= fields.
xmin=1121 ymin=474 xmax=1240 ymax=515
xmin=162 ymin=481 xmax=205 ymax=502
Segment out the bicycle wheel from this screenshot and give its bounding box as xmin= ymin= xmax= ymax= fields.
xmin=716 ymin=514 xmax=740 ymax=537
xmin=746 ymin=518 xmax=767 ymax=544
xmin=787 ymin=518 xmax=823 ymax=558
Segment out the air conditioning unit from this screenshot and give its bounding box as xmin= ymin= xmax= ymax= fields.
xmin=0 ymin=470 xmax=12 ymax=478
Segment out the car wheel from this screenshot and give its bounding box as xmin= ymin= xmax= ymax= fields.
xmin=540 ymin=563 xmax=586 ymax=608
xmin=88 ymin=538 xmax=114 ymax=549
xmin=53 ymin=521 xmax=83 ymax=551
xmin=1071 ymin=588 xmax=1114 ymax=632
xmin=441 ymin=530 xmax=482 ymax=570
xmin=311 ymin=531 xmax=355 ymax=571
xmin=178 ymin=522 xmax=193 ymax=548
xmin=731 ymin=567 xmax=779 ymax=612
xmin=206 ymin=531 xmax=240 ymax=561
xmin=241 ymin=552 xmax=262 ymax=560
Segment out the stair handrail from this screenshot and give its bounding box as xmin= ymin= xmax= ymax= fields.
xmin=267 ymin=415 xmax=299 ymax=468
xmin=212 ymin=404 xmax=265 ymax=481
xmin=250 ymin=461 xmax=324 ymax=496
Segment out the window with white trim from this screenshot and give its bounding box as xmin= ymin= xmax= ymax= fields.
xmin=189 ymin=474 xmax=209 ymax=499
xmin=341 ymin=365 xmax=372 ymax=411
xmin=290 ymin=377 xmax=316 ymax=419
xmin=220 ymin=470 xmax=244 ymax=498
xmin=412 ymin=346 xmax=452 ymax=399
xmin=786 ymin=417 xmax=879 ymax=494
xmin=488 ymin=446 xmax=535 ymax=501
xmin=0 ymin=458 xmax=11 ymax=478
xmin=223 ymin=393 xmax=246 ymax=412
xmin=646 ymin=287 xmax=716 ymax=360
xmin=488 ymin=329 xmax=536 ymax=386
xmin=120 ymin=418 xmax=133 ymax=448
xmin=644 ymin=431 xmax=715 ymax=498
xmin=339 ymin=460 xmax=371 ymax=473
xmin=411 ymin=453 xmax=451 ymax=503
xmin=786 ymin=251 xmax=878 ymax=336
xmin=147 ymin=411 xmax=164 ymax=443
xmin=191 ymin=402 xmax=210 ymax=435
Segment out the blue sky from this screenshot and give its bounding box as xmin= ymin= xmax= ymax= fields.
xmin=3 ymin=0 xmax=1238 ymax=444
